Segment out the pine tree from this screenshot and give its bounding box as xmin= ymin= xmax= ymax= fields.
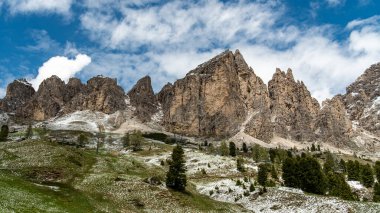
xmin=122 ymin=133 xmax=130 ymax=148
xmin=0 ymin=125 xmax=9 ymax=142
xmin=339 ymin=159 xmax=347 ymax=173
xmin=236 ymin=156 xmax=245 ymax=172
xmin=324 ymin=152 xmax=335 ymax=174
xmin=130 ymin=130 xmax=144 ymax=151
xmin=374 ymin=161 xmax=380 ymax=181
xmin=373 ymin=183 xmax=380 ymax=202
xmin=269 ymin=148 xmax=276 ymax=163
xmin=282 ymin=157 xmax=299 ymax=188
xmin=249 ymin=183 xmax=255 ymax=192
xmin=360 ymin=164 xmax=374 ymax=188
xmin=25 ymin=123 xmax=33 ymax=139
xmin=252 ymin=144 xmax=262 ymax=162
xmin=257 ymin=164 xmax=268 ymax=186
xmin=311 ymin=143 xmax=316 ymax=152
xmin=219 ymin=141 xmax=229 ymax=156
xmin=327 ymin=172 xmax=355 ymax=201
xmin=229 ymin=142 xmax=236 ymax=157
xmin=242 ymin=142 xmax=248 ymax=153
xmin=166 ymin=144 xmax=187 ymax=191
xmin=347 ymin=160 xmax=360 ymax=181
xmin=298 ymin=156 xmax=326 ymax=195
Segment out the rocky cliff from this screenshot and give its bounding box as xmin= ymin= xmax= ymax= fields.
xmin=1 ymin=75 xmax=127 ymax=121
xmin=158 ymin=50 xmax=272 ymax=140
xmin=343 ymin=63 xmax=380 ymax=137
xmin=0 ymin=79 xmax=35 ymax=112
xmin=64 ymin=76 xmax=127 ymax=114
xmin=268 ymin=69 xmax=320 ymax=141
xmin=127 ymin=76 xmax=158 ymax=122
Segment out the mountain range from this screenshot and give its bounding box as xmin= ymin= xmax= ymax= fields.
xmin=0 ymin=50 xmax=379 ymax=156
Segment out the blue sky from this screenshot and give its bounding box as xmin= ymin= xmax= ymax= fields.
xmin=0 ymin=0 xmax=380 ymax=102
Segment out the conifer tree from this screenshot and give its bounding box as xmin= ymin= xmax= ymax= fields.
xmin=269 ymin=148 xmax=276 ymax=163
xmin=374 ymin=161 xmax=380 ymax=181
xmin=229 ymin=142 xmax=236 ymax=157
xmin=282 ymin=157 xmax=298 ymax=188
xmin=242 ymin=142 xmax=248 ymax=153
xmin=236 ymin=156 xmax=245 ymax=172
xmin=311 ymin=143 xmax=316 ymax=152
xmin=347 ymin=160 xmax=360 ymax=181
xmin=271 ymin=164 xmax=278 ymax=180
xmin=219 ymin=141 xmax=229 ymax=156
xmin=324 ymin=152 xmax=336 ymax=174
xmin=166 ymin=144 xmax=187 ymax=191
xmin=298 ymin=156 xmax=326 ymax=195
xmin=339 ymin=159 xmax=347 ymax=173
xmin=360 ymin=164 xmax=374 ymax=188
xmin=0 ymin=125 xmax=9 ymax=142
xmin=257 ymin=164 xmax=268 ymax=186
xmin=327 ymin=172 xmax=355 ymax=201
xmin=122 ymin=132 xmax=130 ymax=148
xmin=252 ymin=144 xmax=262 ymax=162
xmin=373 ymin=183 xmax=380 ymax=202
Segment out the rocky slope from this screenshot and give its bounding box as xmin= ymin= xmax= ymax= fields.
xmin=158 ymin=50 xmax=272 ymax=140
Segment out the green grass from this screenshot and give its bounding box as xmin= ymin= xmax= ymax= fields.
xmin=0 ymin=171 xmax=97 ymax=213
xmin=0 ymin=139 xmax=243 ymax=212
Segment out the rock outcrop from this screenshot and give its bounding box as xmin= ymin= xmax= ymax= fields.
xmin=0 ymin=79 xmax=35 ymax=112
xmin=20 ymin=76 xmax=66 ymax=120
xmin=127 ymin=76 xmax=158 ymax=122
xmin=161 ymin=50 xmax=272 ymax=140
xmin=11 ymin=75 xmax=126 ymax=120
xmin=65 ymin=76 xmax=127 ymax=114
xmin=315 ymin=95 xmax=353 ymax=147
xmin=268 ymin=69 xmax=320 ymax=141
xmin=344 ymin=63 xmax=380 ymax=136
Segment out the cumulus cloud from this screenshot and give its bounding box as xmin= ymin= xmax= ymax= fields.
xmin=3 ymin=0 xmax=72 ymax=15
xmin=77 ymin=0 xmax=380 ymax=103
xmin=29 ymin=54 xmax=91 ymax=90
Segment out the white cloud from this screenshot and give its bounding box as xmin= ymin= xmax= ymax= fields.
xmin=326 ymin=0 xmax=345 ymax=7
xmin=4 ymin=0 xmax=72 ymax=15
xmin=29 ymin=54 xmax=91 ymax=90
xmin=77 ymin=1 xmax=380 ymax=103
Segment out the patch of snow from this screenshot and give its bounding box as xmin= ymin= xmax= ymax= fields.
xmin=347 ymin=181 xmax=364 ymax=190
xmin=16 ymin=79 xmax=32 ymax=86
xmin=46 ymin=110 xmax=125 ymax=132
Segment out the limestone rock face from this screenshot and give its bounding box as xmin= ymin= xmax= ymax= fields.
xmin=161 ymin=50 xmax=272 ymax=140
xmin=19 ymin=76 xmax=66 ymax=120
xmin=344 ymin=63 xmax=380 ymax=136
xmin=12 ymin=75 xmax=126 ymax=120
xmin=315 ymin=96 xmax=353 ymax=147
xmin=268 ymin=69 xmax=320 ymax=141
xmin=65 ymin=76 xmax=127 ymax=114
xmin=0 ymin=79 xmax=35 ymax=112
xmin=64 ymin=78 xmax=86 ymax=102
xmin=127 ymin=76 xmax=158 ymax=122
